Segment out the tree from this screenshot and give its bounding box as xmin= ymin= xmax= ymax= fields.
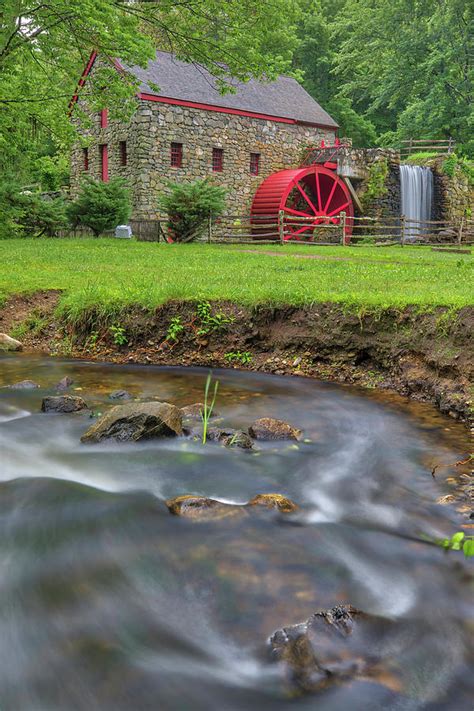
xmin=68 ymin=178 xmax=131 ymax=236
xmin=331 ymin=0 xmax=473 ymax=154
xmin=294 ymin=0 xmax=473 ymax=156
xmin=158 ymin=179 xmax=226 ymax=242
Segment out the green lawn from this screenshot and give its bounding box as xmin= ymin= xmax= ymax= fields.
xmin=0 ymin=239 xmax=472 ymax=322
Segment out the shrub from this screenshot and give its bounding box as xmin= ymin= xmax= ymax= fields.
xmin=158 ymin=179 xmax=226 ymax=242
xmin=0 ymin=183 xmax=68 ymax=238
xmin=442 ymin=154 xmax=474 ymax=186
xmin=21 ymin=194 xmax=69 ymax=237
xmin=68 ymin=177 xmax=131 ymax=237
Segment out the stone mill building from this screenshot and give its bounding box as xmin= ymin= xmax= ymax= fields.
xmin=69 ymin=51 xmax=338 ymax=219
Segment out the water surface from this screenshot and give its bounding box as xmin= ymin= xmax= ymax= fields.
xmin=0 ymin=355 xmax=472 ymax=710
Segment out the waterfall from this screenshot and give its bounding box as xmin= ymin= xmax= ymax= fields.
xmin=400 ymin=164 xmax=433 ymax=240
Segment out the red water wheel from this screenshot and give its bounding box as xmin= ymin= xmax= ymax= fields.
xmin=251 ymin=166 xmax=354 ymax=243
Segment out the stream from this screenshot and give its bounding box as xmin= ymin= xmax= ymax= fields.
xmin=0 ymin=355 xmax=472 ymax=710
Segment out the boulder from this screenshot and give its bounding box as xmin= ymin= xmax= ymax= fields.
xmin=55 ymin=376 xmax=74 ymax=390
xmin=42 ymin=395 xmax=88 ymax=413
xmin=8 ymin=379 xmax=39 ymax=389
xmin=249 ymin=417 xmax=301 ymax=441
xmin=0 ymin=334 xmax=23 ymax=351
xmin=248 ymin=494 xmax=298 ymax=512
xmin=222 ymin=430 xmax=254 ymax=450
xmin=269 ymin=605 xmax=399 ymax=695
xmin=109 ymin=389 xmax=133 ymax=400
xmin=81 ymin=401 xmax=182 ymax=443
xmin=166 ymin=495 xmax=247 ymax=521
xmin=206 ymin=427 xmax=253 ymax=449
xmin=207 ymin=427 xmax=233 ymax=442
xmin=166 ymin=493 xmax=298 ymax=521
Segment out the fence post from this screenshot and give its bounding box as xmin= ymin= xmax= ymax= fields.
xmin=278 ymin=210 xmax=285 ymax=245
xmin=340 ymin=211 xmax=346 ymax=245
xmin=400 ymin=214 xmax=406 ymax=247
xmin=458 ymin=216 xmax=464 ymax=248
xmin=207 ymin=214 xmax=212 ymax=244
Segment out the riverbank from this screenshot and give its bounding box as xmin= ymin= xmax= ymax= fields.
xmin=1 ymin=292 xmax=473 ymax=426
xmin=0 ymin=239 xmax=472 ymax=424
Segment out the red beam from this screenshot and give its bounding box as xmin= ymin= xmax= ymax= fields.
xmin=137 ymin=93 xmax=297 ymax=124
xmin=68 ymin=51 xmax=98 ymax=111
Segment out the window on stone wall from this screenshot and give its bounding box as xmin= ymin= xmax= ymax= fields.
xmin=212 ymin=148 xmax=223 ymax=172
xmin=170 ymin=142 xmax=183 ymax=168
xmin=120 ymin=141 xmax=127 ymax=166
xmin=83 ymin=147 xmax=89 ymax=171
xmin=250 ymin=152 xmax=260 ymax=175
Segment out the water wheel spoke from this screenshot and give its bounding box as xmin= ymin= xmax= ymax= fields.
xmin=284 ymin=206 xmax=314 ymax=218
xmin=323 ymin=179 xmax=338 ymax=213
xmin=327 ymin=200 xmax=350 ymax=218
xmin=294 ymin=180 xmax=318 ymax=215
xmin=314 ymin=172 xmax=322 ymax=212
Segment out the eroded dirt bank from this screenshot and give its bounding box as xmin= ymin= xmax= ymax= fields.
xmin=1 ymin=292 xmax=473 ymax=426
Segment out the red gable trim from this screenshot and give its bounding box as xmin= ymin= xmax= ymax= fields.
xmin=69 ymin=50 xmax=98 ymax=112
xmin=138 ymin=92 xmax=298 ymax=125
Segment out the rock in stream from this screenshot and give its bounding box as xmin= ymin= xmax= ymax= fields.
xmin=269 ymin=604 xmax=400 ymax=696
xmin=249 ymin=417 xmax=301 ymax=441
xmin=81 ymin=401 xmax=183 ymax=443
xmin=42 ymin=395 xmax=88 ymax=413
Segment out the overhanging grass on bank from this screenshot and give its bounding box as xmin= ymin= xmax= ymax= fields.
xmin=0 ymin=239 xmax=472 ymax=322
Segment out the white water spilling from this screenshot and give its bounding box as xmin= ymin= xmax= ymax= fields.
xmin=400 ymin=164 xmax=433 ymax=240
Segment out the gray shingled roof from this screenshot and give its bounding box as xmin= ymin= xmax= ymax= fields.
xmin=121 ymin=51 xmax=338 ymax=128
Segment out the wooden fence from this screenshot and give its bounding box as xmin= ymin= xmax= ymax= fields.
xmin=56 ymin=212 xmax=473 ymax=248
xmin=400 ymin=138 xmax=456 ymax=158
xmin=209 ymin=212 xmax=473 ymax=247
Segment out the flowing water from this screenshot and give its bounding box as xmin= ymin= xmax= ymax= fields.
xmin=0 ymin=355 xmax=472 ymax=710
xmin=400 ymin=164 xmax=434 ymax=240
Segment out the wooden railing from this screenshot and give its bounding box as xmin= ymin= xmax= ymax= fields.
xmin=56 ymin=213 xmax=473 ymax=248
xmin=400 ymin=138 xmax=456 ymax=158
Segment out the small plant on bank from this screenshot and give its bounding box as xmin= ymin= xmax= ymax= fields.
xmin=435 ymin=531 xmax=474 ymax=557
xmin=85 ymin=330 xmax=100 ymax=352
xmin=67 ymin=177 xmax=131 ymax=237
xmin=158 ymin=178 xmax=226 ymax=242
xmin=201 ymin=372 xmax=219 ymax=445
xmin=224 ymin=351 xmax=252 ymax=365
xmin=109 ymin=324 xmax=128 ymax=346
xmin=166 ymin=316 xmax=184 ymax=342
xmin=196 ymin=301 xmax=234 ymax=335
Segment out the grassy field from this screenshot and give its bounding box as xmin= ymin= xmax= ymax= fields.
xmin=0 ymin=239 xmax=472 ymax=322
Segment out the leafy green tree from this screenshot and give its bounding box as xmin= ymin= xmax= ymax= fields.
xmin=294 ymin=0 xmax=472 ymax=155
xmin=332 ymin=0 xmax=473 ymax=154
xmin=68 ymin=177 xmax=131 ymax=237
xmin=158 ymin=179 xmax=226 ymax=242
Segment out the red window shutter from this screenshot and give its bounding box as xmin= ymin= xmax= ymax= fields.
xmin=83 ymin=147 xmax=89 ymax=171
xmin=100 ymin=108 xmax=108 ymax=128
xmin=100 ymin=144 xmax=109 ymax=182
xmin=250 ymin=152 xmax=260 ymax=175
xmin=212 ymin=148 xmax=223 ymax=172
xmin=120 ymin=141 xmax=127 ymax=166
xmin=170 ymin=142 xmax=183 ymax=167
